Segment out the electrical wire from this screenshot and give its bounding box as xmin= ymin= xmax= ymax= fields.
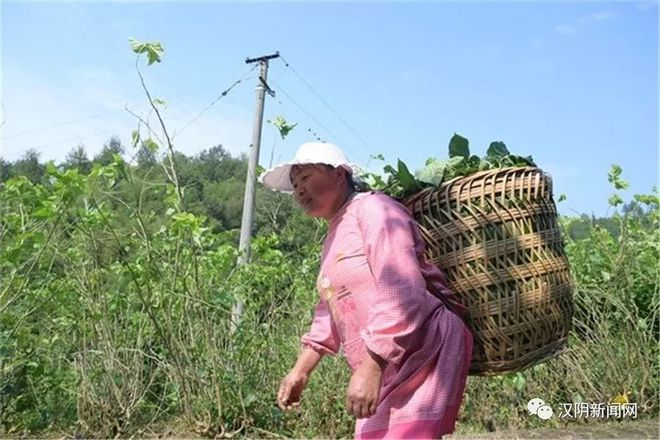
xmin=270 ymin=79 xmax=373 ymax=168
xmin=269 ymin=79 xmax=346 ymax=149
xmin=1 ymin=104 xmax=146 ymax=141
xmin=175 ymin=64 xmax=258 ymax=138
xmin=3 ymin=64 xmax=255 ymax=158
xmin=278 ymin=55 xmax=377 ymax=157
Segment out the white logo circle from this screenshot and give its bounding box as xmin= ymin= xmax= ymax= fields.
xmin=527 ymin=397 xmax=545 ymax=415
xmin=537 ymin=404 xmax=554 ymax=420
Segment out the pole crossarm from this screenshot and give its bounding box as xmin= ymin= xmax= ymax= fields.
xmin=245 ymin=52 xmax=280 ymax=64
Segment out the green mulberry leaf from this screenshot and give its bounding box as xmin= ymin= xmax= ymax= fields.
xmin=487 ymin=141 xmax=509 ymax=158
xmin=448 ymin=133 xmax=470 ymax=159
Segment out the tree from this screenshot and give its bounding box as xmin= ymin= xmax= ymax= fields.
xmin=193 ymin=145 xmax=247 ymax=182
xmin=204 ymin=179 xmax=245 ymax=231
xmin=0 ymin=158 xmax=11 ymax=183
xmin=622 ymin=200 xmax=645 ymax=218
xmin=64 ymin=144 xmax=92 ymax=174
xmin=136 ymin=143 xmax=158 ymax=169
xmin=11 ymin=149 xmax=45 ymax=184
xmin=94 ymin=136 xmax=124 ymax=166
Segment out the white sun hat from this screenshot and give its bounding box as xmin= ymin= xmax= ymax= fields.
xmin=259 ymin=141 xmax=357 ymax=192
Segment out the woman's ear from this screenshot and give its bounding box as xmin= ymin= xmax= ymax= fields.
xmin=334 ymin=166 xmax=348 ymax=188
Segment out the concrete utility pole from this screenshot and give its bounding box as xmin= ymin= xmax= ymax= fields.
xmin=232 ymin=52 xmax=280 ymax=332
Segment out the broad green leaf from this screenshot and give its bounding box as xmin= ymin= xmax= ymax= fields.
xmin=487 ymin=141 xmax=509 ymax=158
xmin=448 ymin=133 xmax=470 ymax=159
xmin=558 ymin=194 xmax=567 ymax=202
xmin=468 ymin=154 xmax=481 ymax=165
xmin=370 ymin=153 xmax=385 ymax=161
xmin=34 ymin=205 xmax=55 ymax=219
xmin=506 ymin=155 xmax=535 ymax=167
xmin=634 ymin=194 xmax=658 ymax=205
xmin=131 ymin=130 xmax=140 ymax=149
xmin=129 ymin=37 xmax=164 ymax=65
xmin=416 ymin=159 xmax=447 ymax=185
xmin=478 ymin=161 xmax=490 ymax=171
xmin=462 ymin=155 xmax=481 ymax=175
xmin=483 ymin=157 xmax=500 ymax=168
xmin=396 ymin=159 xmax=419 ymax=192
xmin=129 ymin=37 xmax=144 ymax=53
xmin=608 ymin=194 xmax=624 ymax=206
xmin=268 ymin=116 xmax=297 ymax=139
xmin=448 ymin=156 xmax=464 ymax=167
xmin=443 ymin=156 xmax=464 ymax=180
xmin=143 ymin=138 xmax=160 ymax=154
xmin=607 ymin=164 xmax=629 ymax=190
xmin=609 ymin=164 xmax=622 ymax=179
xmin=501 ymin=156 xmax=515 ymax=167
xmin=45 ymin=162 xmax=59 ymax=177
xmin=614 ymin=179 xmax=629 ymax=190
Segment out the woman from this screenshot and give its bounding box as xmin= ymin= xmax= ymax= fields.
xmin=261 ymin=142 xmax=473 ymax=439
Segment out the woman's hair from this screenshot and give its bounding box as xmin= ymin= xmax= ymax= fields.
xmin=323 ymin=164 xmax=370 ymax=192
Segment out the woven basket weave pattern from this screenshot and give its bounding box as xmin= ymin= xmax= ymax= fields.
xmin=404 ymin=167 xmax=574 ymax=376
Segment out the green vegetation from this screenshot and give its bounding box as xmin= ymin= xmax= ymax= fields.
xmin=360 ymin=133 xmax=537 ymax=198
xmin=0 ymin=38 xmax=656 ymax=438
xmin=0 ymin=145 xmax=656 ymax=438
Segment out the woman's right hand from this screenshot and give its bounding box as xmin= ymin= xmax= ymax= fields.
xmin=277 ymin=369 xmax=309 ymax=410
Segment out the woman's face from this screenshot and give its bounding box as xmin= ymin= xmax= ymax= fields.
xmin=290 ymin=164 xmax=348 ymax=220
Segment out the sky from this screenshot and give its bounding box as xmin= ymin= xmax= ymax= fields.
xmin=1 ymin=0 xmax=658 ymax=217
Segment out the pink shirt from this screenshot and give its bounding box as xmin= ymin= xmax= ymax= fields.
xmin=301 ymin=192 xmax=473 ymax=437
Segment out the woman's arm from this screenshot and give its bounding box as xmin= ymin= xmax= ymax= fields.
xmin=292 ymin=346 xmax=323 ymax=376
xmin=278 ymin=299 xmax=340 ymax=410
xmin=356 ymin=193 xmax=430 ymax=366
xmin=277 ymin=347 xmax=323 ymax=410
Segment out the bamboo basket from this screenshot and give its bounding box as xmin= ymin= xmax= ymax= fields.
xmin=404 ymin=167 xmax=574 ymax=376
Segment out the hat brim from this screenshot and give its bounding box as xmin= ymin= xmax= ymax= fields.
xmin=259 ymin=161 xmax=297 ymax=192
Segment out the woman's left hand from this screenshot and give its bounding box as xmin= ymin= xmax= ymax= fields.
xmin=346 ymin=353 xmax=384 ymax=419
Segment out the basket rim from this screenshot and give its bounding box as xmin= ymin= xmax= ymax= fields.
xmin=403 ymin=166 xmax=550 ymax=205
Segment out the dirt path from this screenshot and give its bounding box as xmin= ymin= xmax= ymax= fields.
xmin=447 ymin=417 xmax=658 ymax=439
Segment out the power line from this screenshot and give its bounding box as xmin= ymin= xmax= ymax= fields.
xmin=269 ymin=79 xmax=371 ymax=168
xmin=3 ymin=65 xmax=256 ymax=153
xmin=278 ymin=55 xmax=378 ymax=157
xmin=175 ymin=64 xmax=259 ymax=138
xmin=269 ymin=80 xmax=346 ymax=148
xmin=268 ymin=75 xmax=323 ymax=142
xmin=34 ymin=130 xmax=118 ymax=150
xmin=0 ymin=104 xmax=146 ymax=141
